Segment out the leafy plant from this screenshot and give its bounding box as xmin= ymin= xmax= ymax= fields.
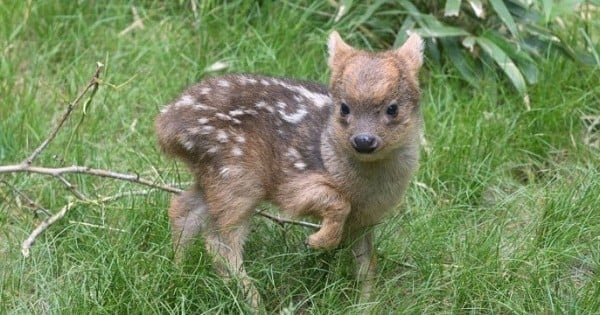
xmin=335 ymin=0 xmax=599 ymax=99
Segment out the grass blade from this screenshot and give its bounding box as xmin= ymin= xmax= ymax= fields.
xmin=541 ymin=0 xmax=553 ymax=23
xmin=579 ymin=28 xmax=600 ymax=67
xmin=393 ymin=17 xmax=416 ymax=47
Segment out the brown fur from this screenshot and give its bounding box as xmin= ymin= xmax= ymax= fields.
xmin=155 ymin=31 xmax=424 ymax=308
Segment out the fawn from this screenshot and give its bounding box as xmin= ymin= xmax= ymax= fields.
xmin=155 ymin=31 xmax=424 ymax=308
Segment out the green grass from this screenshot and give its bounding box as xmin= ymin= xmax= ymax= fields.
xmin=1 ymin=1 xmax=599 ymax=314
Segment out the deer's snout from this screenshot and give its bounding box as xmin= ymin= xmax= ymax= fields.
xmin=351 ymin=134 xmax=378 ymax=154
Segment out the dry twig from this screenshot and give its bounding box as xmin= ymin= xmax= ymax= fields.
xmin=0 ymin=179 xmax=52 ymax=217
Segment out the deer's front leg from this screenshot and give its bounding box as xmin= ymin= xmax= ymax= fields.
xmin=352 ymin=230 xmax=377 ymax=302
xmin=276 ymin=173 xmax=351 ymax=250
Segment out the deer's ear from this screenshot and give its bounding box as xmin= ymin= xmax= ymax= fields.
xmin=395 ymin=32 xmax=424 ymax=74
xmin=328 ymin=31 xmax=354 ymax=69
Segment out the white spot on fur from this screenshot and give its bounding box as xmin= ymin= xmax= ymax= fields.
xmin=244 ymin=109 xmax=258 ymax=116
xmin=232 ymin=118 xmax=242 ymax=125
xmin=215 ymin=113 xmax=232 ymax=121
xmin=270 ymin=79 xmax=331 ymax=108
xmin=260 ymin=79 xmax=271 ymax=86
xmin=198 ymin=117 xmax=209 ymax=124
xmin=199 ymin=87 xmax=211 ymax=95
xmin=255 ymin=101 xmax=267 ymax=108
xmin=174 ymin=95 xmax=195 ymax=108
xmin=179 ymin=137 xmax=195 ymax=151
xmin=217 ymin=80 xmax=231 ymax=88
xmin=255 ymin=101 xmax=274 ymax=113
xmin=219 ymin=167 xmax=230 ymax=177
xmin=229 ymin=109 xmax=245 ymax=117
xmin=231 ymin=146 xmax=243 ymax=156
xmin=285 ymin=147 xmax=302 ymax=160
xmin=270 ymin=78 xmax=285 ymax=86
xmin=234 ymin=135 xmax=246 ymax=143
xmin=276 ymin=101 xmax=287 ymax=109
xmin=207 ymin=146 xmax=219 ymax=154
xmin=293 ymin=161 xmax=307 ymax=170
xmin=279 ymin=107 xmax=307 ymax=124
xmin=238 ymin=76 xmax=258 ymax=85
xmin=193 ymin=103 xmax=214 ymax=111
xmin=187 ymin=127 xmax=202 ymax=135
xmin=216 ymin=129 xmax=229 ymax=143
xmin=200 ymin=125 xmax=215 ymax=134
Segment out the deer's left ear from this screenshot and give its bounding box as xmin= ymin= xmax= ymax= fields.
xmin=395 ymin=32 xmax=424 ymax=74
xmin=328 ymin=31 xmax=354 ymax=69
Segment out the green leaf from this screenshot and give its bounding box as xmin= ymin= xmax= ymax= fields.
xmin=440 ymin=37 xmax=479 ymax=86
xmin=413 ymin=15 xmax=470 ymax=37
xmin=444 ymin=0 xmax=462 ymax=17
xmin=504 ymin=0 xmax=540 ymax=24
xmin=489 ymin=0 xmax=519 ymax=37
xmin=482 ymin=32 xmax=539 ymax=84
xmin=413 ymin=26 xmax=470 ymax=38
xmin=474 ymin=36 xmax=527 ymax=94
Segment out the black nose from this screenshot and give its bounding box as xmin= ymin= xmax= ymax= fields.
xmin=351 ymin=134 xmax=378 ymax=153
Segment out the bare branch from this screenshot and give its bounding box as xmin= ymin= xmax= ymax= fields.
xmin=20 ymin=190 xmax=150 ymax=257
xmin=257 ymin=211 xmax=321 ymax=230
xmin=22 ymin=62 xmax=104 ymax=166
xmin=0 ymin=179 xmax=52 ymax=216
xmin=54 ymin=174 xmax=89 ymax=201
xmin=21 ymin=199 xmax=74 ymax=257
xmin=0 ymin=164 xmax=182 ymax=195
xmin=68 ymin=221 xmax=127 ymax=232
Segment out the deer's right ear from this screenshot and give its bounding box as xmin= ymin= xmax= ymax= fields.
xmin=395 ymin=31 xmax=424 ymax=75
xmin=328 ymin=31 xmax=354 ymax=69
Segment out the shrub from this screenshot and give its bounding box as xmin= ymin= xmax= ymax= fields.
xmin=335 ymin=0 xmax=599 ymax=97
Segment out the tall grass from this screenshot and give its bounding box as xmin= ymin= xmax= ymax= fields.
xmin=1 ymin=1 xmax=599 ymax=314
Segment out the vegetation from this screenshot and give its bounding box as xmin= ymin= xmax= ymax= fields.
xmin=1 ymin=1 xmax=598 ymax=313
xmin=337 ymin=0 xmax=599 ymax=97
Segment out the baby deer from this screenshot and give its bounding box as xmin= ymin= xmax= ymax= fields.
xmin=155 ymin=31 xmax=424 ymax=308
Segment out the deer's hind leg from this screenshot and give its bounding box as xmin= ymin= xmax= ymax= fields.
xmin=201 ymin=169 xmax=265 ymax=309
xmin=168 ymin=186 xmax=209 ymax=263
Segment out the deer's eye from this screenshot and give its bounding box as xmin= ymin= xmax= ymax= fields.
xmin=386 ymin=103 xmax=399 ymax=117
xmin=340 ymin=102 xmax=350 ymax=117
